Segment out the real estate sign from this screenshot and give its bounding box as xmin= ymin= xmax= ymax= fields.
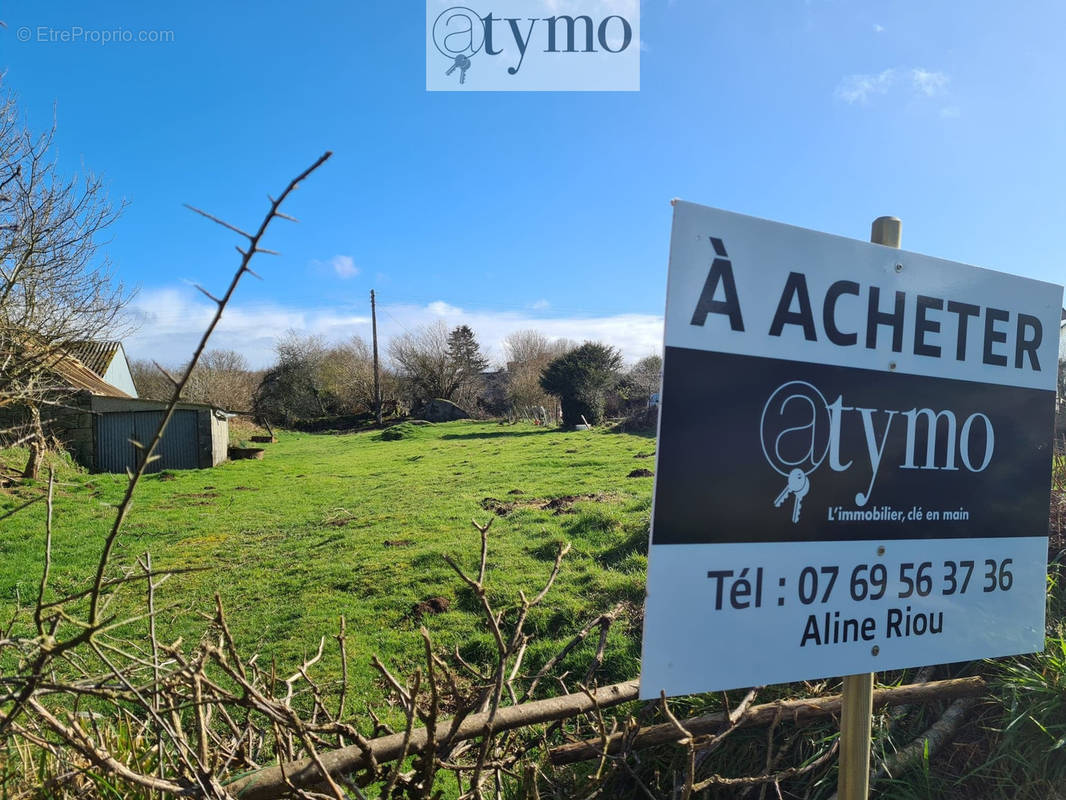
xmin=640 ymin=201 xmax=1063 ymax=699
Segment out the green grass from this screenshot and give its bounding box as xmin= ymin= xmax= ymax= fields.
xmin=4 ymin=426 xmax=1066 ymax=798
xmin=0 ymin=420 xmax=654 ymax=713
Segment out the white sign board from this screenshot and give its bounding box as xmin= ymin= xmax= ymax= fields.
xmin=640 ymin=201 xmax=1062 ymax=699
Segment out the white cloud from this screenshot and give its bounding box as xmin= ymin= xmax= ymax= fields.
xmin=427 ymin=300 xmax=463 ymax=316
xmin=125 ymin=289 xmax=663 ymax=370
xmin=910 ymin=68 xmax=949 ymax=97
xmin=329 ymin=255 xmax=359 ymax=279
xmin=873 ymin=24 xmax=885 ymax=33
xmin=835 ymin=66 xmax=951 ymax=106
xmin=127 ymin=288 xmax=371 ymax=367
xmin=309 ymin=255 xmax=360 ymax=279
xmin=835 ymin=68 xmax=896 ymax=104
xmin=530 ymin=299 xmax=551 ymax=310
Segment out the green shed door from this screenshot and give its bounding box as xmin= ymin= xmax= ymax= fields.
xmin=95 ymin=410 xmax=199 ymax=473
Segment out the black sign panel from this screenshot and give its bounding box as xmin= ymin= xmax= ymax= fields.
xmin=652 ymin=346 xmax=1056 ymax=545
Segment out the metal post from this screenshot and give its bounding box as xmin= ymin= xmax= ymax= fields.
xmin=838 ymin=215 xmax=901 ymax=800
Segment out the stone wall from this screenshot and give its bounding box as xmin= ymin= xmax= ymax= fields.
xmin=47 ymin=396 xmax=95 ymax=469
xmin=0 ymin=393 xmax=96 ymax=470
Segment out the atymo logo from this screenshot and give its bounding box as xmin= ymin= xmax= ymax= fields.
xmin=426 ymin=1 xmax=640 ymax=92
xmin=760 ymin=380 xmax=996 ymax=524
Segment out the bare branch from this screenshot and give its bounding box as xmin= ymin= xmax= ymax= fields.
xmin=86 ymin=151 xmax=332 ymax=630
xmin=181 ymin=204 xmax=253 ymax=239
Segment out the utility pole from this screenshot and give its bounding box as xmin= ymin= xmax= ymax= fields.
xmin=371 ymin=289 xmax=382 ymax=426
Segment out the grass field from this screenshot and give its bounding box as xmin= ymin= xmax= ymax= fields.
xmin=2 ymin=421 xmax=1065 ymax=798
xmin=0 ymin=420 xmax=654 ymax=710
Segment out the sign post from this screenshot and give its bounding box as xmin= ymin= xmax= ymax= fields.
xmin=838 ymin=216 xmax=902 ymax=800
xmin=640 ymin=201 xmax=1061 ymax=774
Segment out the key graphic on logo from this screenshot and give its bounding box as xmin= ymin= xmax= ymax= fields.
xmin=760 ymin=380 xmax=830 ymax=525
xmin=774 ymin=468 xmax=810 ymax=524
xmin=432 ymin=7 xmax=483 ymax=88
xmin=445 ymin=54 xmax=472 ymax=84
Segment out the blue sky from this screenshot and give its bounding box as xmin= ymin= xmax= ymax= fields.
xmin=3 ymin=0 xmax=1064 ymax=367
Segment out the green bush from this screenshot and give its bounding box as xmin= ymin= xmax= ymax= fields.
xmin=539 ymin=342 xmax=623 ymax=427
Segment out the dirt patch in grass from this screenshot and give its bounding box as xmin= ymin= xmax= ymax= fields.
xmin=481 ymin=493 xmax=620 ymax=517
xmin=411 ymin=596 xmax=450 ymax=618
xmin=324 ymin=509 xmax=357 ymax=527
xmin=542 ymin=496 xmax=582 ymax=514
xmin=479 ymin=497 xmax=512 ymax=516
xmin=627 ymin=469 xmax=654 ymax=478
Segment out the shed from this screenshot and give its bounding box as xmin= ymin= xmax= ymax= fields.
xmin=1 ymin=344 xmax=230 ymax=474
xmin=81 ymin=396 xmax=230 ymax=474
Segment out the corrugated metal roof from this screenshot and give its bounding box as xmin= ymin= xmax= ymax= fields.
xmin=65 ymin=341 xmax=121 ymax=377
xmin=45 ymin=353 xmax=132 ymax=398
xmin=2 ymin=334 xmax=132 ymax=399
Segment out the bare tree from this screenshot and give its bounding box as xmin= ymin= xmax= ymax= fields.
xmin=253 ymin=331 xmax=330 ymax=424
xmin=253 ymin=332 xmax=405 ymax=425
xmin=627 ymin=353 xmax=663 ymax=398
xmin=389 ymin=320 xmax=470 ymax=407
xmin=129 ymin=358 xmax=171 ymax=402
xmin=502 ymin=329 xmax=573 ymax=419
xmin=0 ymin=86 xmax=132 ymax=476
xmin=185 ymin=348 xmax=259 ymax=410
xmin=132 ymin=350 xmax=260 ymax=410
xmin=318 ymin=336 xmax=377 ymax=413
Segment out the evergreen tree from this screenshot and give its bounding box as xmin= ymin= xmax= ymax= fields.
xmin=539 ymin=342 xmax=623 ymax=427
xmin=445 ymin=325 xmax=488 ymax=410
xmin=447 ymin=325 xmax=489 ymax=379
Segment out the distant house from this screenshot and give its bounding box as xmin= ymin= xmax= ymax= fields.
xmin=66 ymin=340 xmax=139 ymax=398
xmin=2 ymin=342 xmax=229 ymax=474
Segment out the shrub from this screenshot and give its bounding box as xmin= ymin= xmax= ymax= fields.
xmin=539 ymin=342 xmax=623 ymax=427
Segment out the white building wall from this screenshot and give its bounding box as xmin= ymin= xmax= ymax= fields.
xmin=101 ymin=344 xmax=139 ymax=398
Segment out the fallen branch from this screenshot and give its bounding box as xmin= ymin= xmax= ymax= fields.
xmin=225 ymin=680 xmax=639 ymax=800
xmin=549 ymin=676 xmax=986 ymax=766
xmin=872 ymin=697 xmax=979 ymax=785
xmin=821 ymin=694 xmax=980 ymax=800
